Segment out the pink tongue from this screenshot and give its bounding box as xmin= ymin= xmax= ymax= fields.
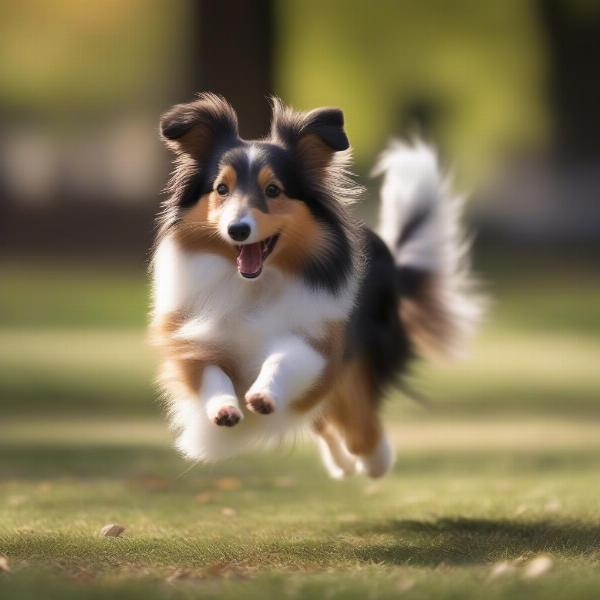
xmin=237 ymin=243 xmax=263 ymax=275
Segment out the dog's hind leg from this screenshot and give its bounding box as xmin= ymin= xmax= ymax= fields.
xmin=327 ymin=361 xmax=395 ymax=479
xmin=313 ymin=417 xmax=358 ymax=479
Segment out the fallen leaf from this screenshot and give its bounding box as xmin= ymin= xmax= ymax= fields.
xmin=524 ymin=555 xmax=553 ymax=579
xmin=99 ymin=524 xmax=125 ymax=537
xmin=215 ymin=478 xmax=242 ymax=491
xmin=0 ymin=555 xmax=10 ymax=573
xmin=221 ymin=507 xmax=237 ymax=517
xmin=489 ymin=560 xmax=517 ymax=579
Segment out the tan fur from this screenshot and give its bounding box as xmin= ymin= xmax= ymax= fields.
xmin=297 ymin=133 xmax=336 ymax=174
xmin=173 ymin=166 xmax=240 ymax=258
xmin=252 ymin=198 xmax=324 ymax=275
xmin=157 ymin=358 xmax=204 ymax=413
xmin=161 ymin=94 xmax=238 ymax=159
xmin=314 ymin=358 xmax=382 ymax=456
xmin=149 ymin=311 xmax=182 ymax=340
xmin=213 ymin=164 xmax=238 ymax=196
xmin=150 ymin=312 xmax=204 ymax=399
xmin=148 ymin=311 xmax=192 ymax=357
xmin=173 ymin=125 xmax=213 ymax=158
xmin=151 ymin=311 xmax=239 ymax=403
xmin=257 ymin=165 xmax=281 ymax=190
xmin=173 ymin=193 xmax=233 ymax=260
xmin=254 ymin=169 xmax=334 ymax=276
xmin=292 ymin=322 xmax=384 ymax=459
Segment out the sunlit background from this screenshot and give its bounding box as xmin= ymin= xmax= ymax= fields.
xmin=1 ymin=1 xmax=600 ymax=596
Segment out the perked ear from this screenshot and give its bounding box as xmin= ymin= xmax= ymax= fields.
xmin=160 ymin=92 xmax=239 ymax=158
xmin=270 ymin=98 xmax=350 ymax=171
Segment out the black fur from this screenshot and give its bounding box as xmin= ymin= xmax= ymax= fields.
xmin=271 ymin=106 xmax=349 ymax=152
xmin=159 ymin=94 xmax=238 ymax=147
xmin=346 ymin=228 xmax=413 ymax=396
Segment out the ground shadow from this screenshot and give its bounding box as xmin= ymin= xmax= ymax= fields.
xmin=341 ymin=517 xmax=600 ymax=566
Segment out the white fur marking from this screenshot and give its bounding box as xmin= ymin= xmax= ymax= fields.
xmin=245 ymin=144 xmax=259 ymax=165
xmin=373 ymin=139 xmax=484 ymax=357
xmin=356 ymin=432 xmax=395 ymax=478
xmin=202 ymin=365 xmax=241 ymax=421
xmin=218 ymin=202 xmax=259 ymax=244
xmin=374 ymin=141 xmax=444 ymax=271
xmin=245 ymin=336 xmax=326 ymax=408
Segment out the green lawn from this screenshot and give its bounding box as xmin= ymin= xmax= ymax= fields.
xmin=1 ymin=256 xmax=600 ymax=599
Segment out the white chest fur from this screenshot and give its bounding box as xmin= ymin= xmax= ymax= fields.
xmin=153 ymin=237 xmax=354 ymax=382
xmin=151 ymin=236 xmax=356 ymax=461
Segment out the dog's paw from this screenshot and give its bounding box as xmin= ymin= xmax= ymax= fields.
xmin=213 ymin=406 xmax=243 ymax=427
xmin=244 ymin=390 xmax=275 ymax=415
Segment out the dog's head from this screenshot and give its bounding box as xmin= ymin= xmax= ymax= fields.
xmin=159 ymin=93 xmax=360 ymax=291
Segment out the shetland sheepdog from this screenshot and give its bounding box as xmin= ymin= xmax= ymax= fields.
xmin=150 ymin=93 xmax=481 ymax=478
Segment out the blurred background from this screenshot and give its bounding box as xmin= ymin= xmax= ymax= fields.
xmin=1 ymin=0 xmax=599 ymax=456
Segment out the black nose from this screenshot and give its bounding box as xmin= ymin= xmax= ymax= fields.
xmin=227 ymin=222 xmax=251 ymax=242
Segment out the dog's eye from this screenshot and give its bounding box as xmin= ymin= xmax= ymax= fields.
xmin=265 ymin=184 xmax=281 ymax=198
xmin=216 ymin=183 xmax=229 ymax=196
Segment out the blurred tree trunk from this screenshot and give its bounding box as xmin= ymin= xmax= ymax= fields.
xmin=189 ymin=0 xmax=274 ymax=139
xmin=538 ymin=0 xmax=600 ymax=163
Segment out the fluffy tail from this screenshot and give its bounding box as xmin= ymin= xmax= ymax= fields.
xmin=372 ymin=140 xmax=483 ymax=359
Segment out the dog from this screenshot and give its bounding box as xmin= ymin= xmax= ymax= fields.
xmin=150 ymin=93 xmax=481 ymax=478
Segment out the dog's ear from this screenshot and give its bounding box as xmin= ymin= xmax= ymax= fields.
xmin=160 ymin=93 xmax=239 ymax=159
xmin=270 ymin=98 xmax=349 ymax=172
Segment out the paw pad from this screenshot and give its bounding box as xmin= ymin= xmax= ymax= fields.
xmin=214 ymin=406 xmax=242 ymax=427
xmin=245 ymin=392 xmax=275 ymax=415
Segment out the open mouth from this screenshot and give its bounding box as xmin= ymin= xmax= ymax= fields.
xmin=236 ymin=235 xmax=279 ymax=279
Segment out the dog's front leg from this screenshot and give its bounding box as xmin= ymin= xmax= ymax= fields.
xmin=202 ymin=365 xmax=243 ymax=427
xmin=245 ymin=336 xmax=325 ymax=414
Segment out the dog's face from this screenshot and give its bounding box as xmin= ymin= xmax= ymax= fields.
xmin=159 ymin=94 xmax=355 ymax=287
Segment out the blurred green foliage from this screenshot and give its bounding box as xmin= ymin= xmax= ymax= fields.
xmin=0 ymin=0 xmax=548 ymax=184
xmin=0 ymin=0 xmax=185 ymax=117
xmin=277 ymin=0 xmax=546 ymax=181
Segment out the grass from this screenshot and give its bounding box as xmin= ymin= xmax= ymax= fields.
xmin=1 ymin=255 xmax=600 ymax=599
